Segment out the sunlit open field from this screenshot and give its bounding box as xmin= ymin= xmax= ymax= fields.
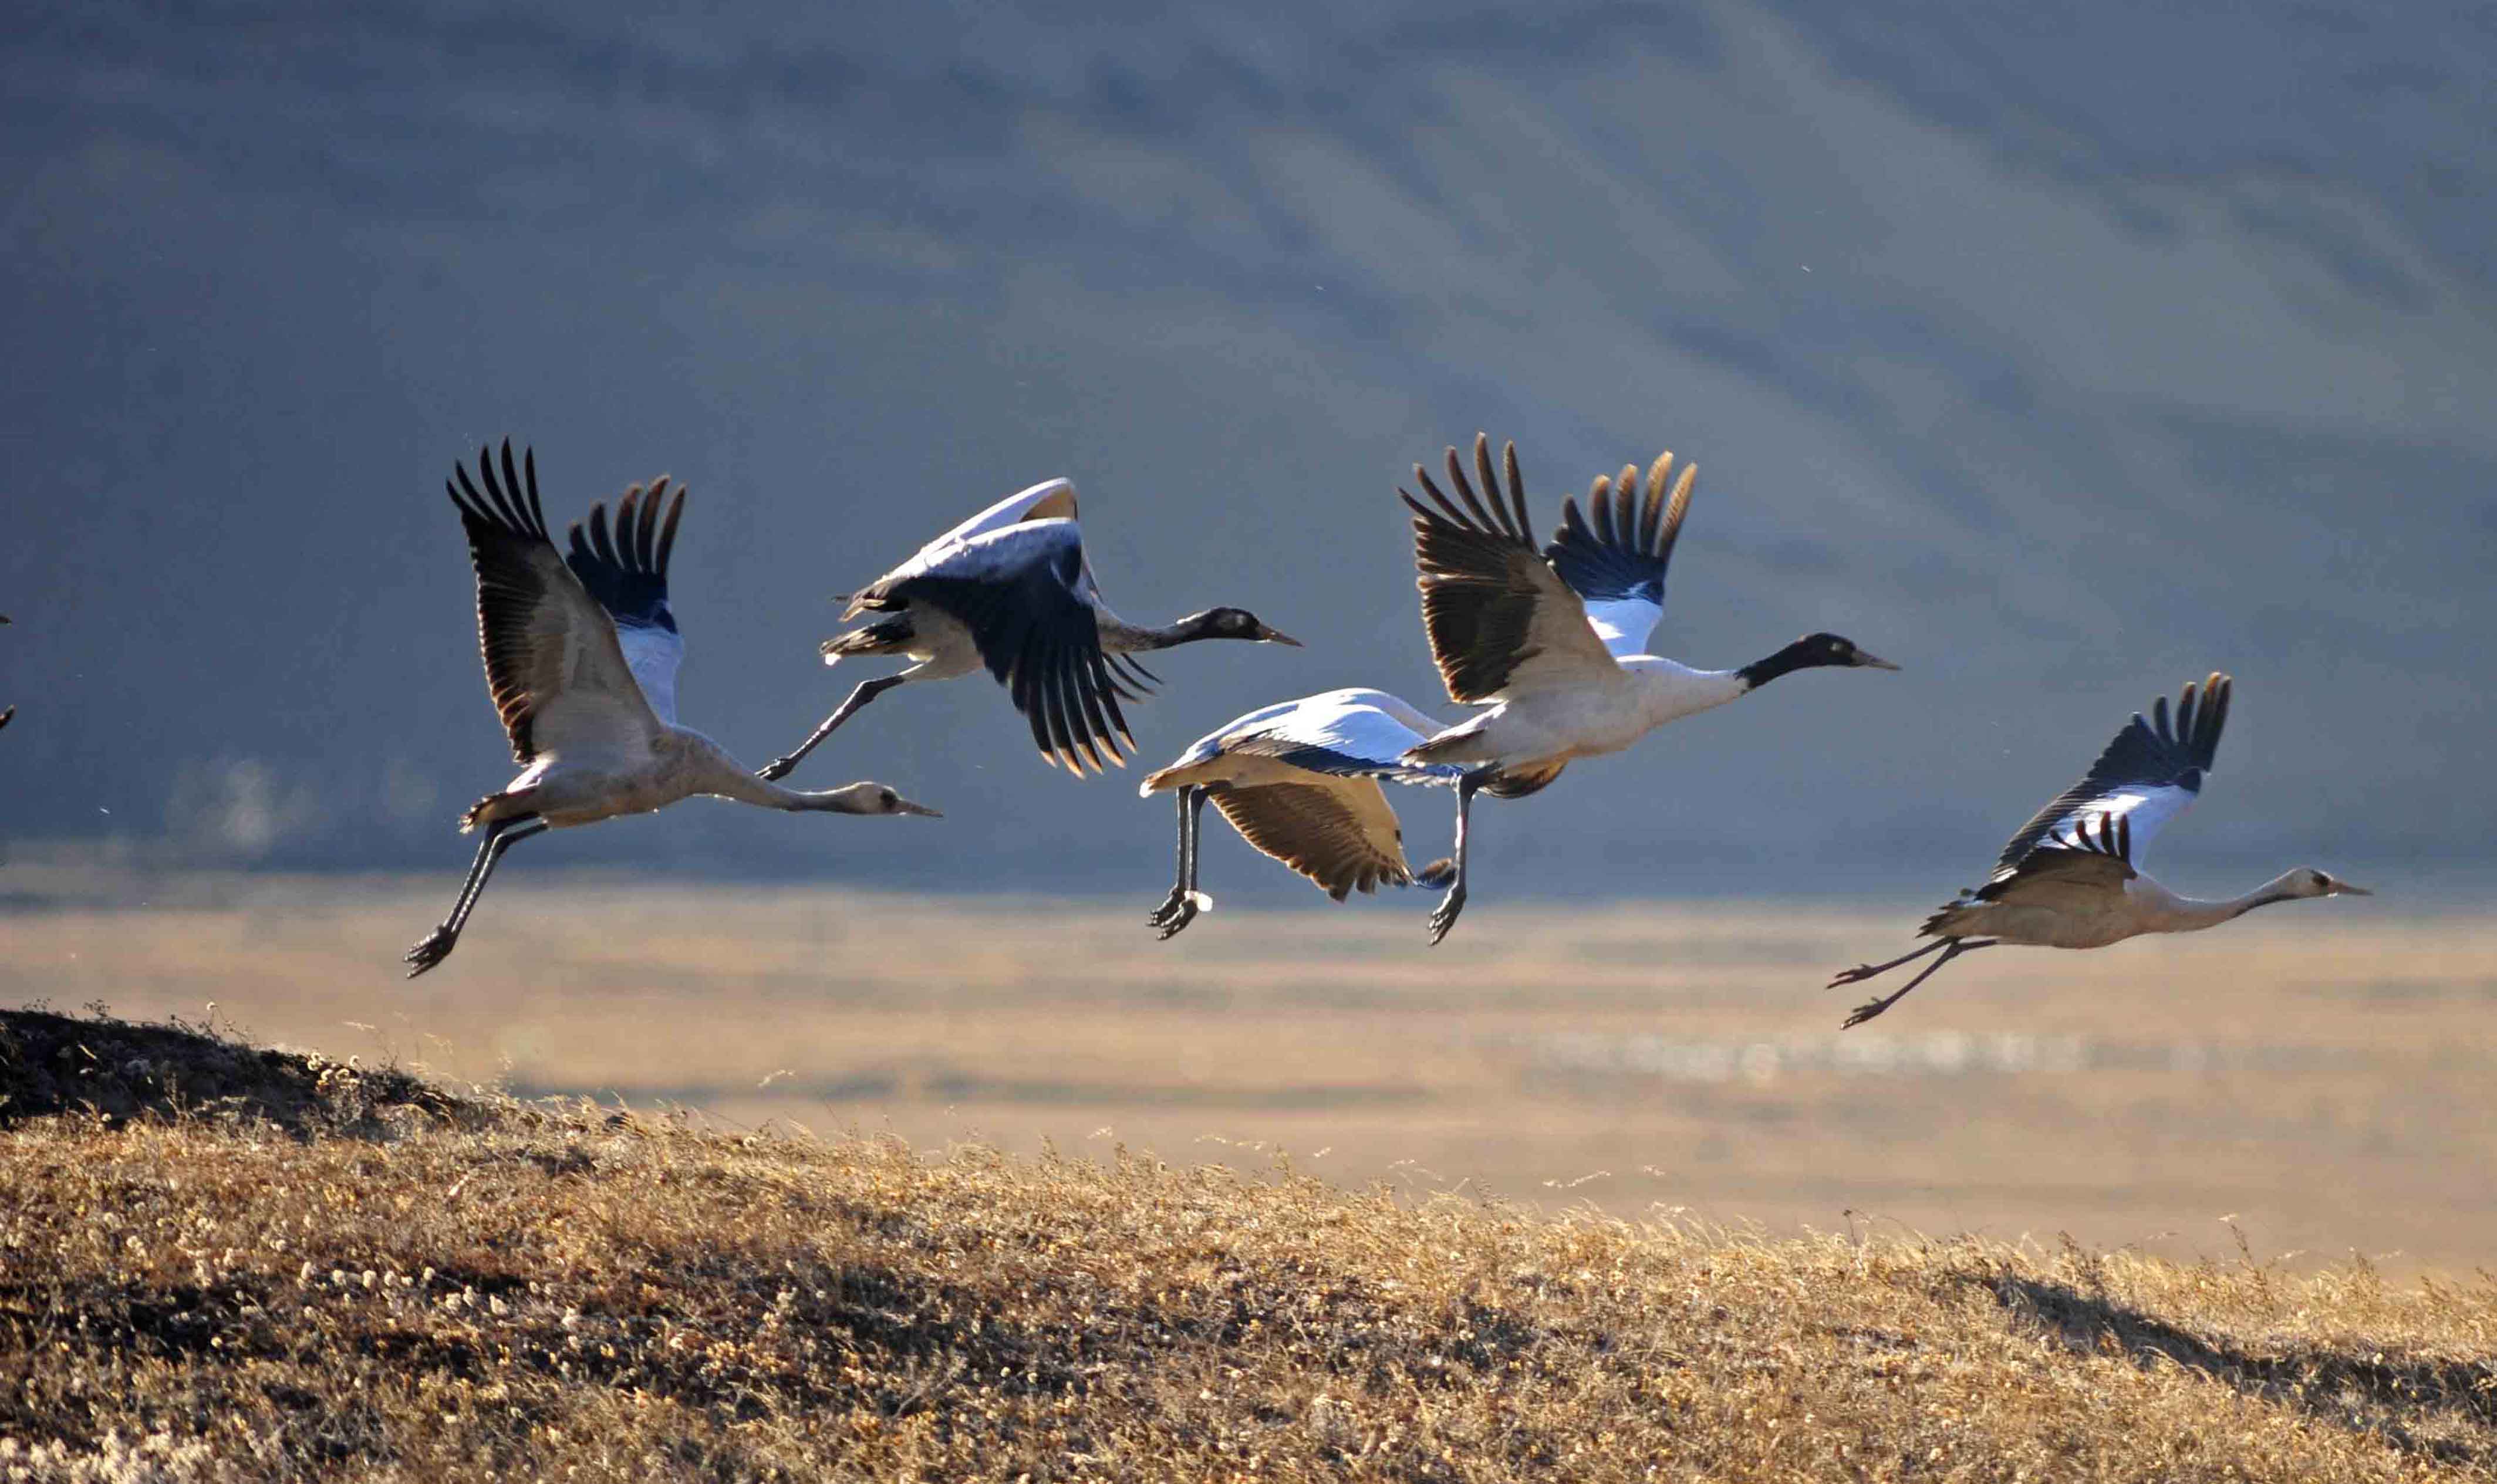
xmin=6 ymin=863 xmax=2492 ymax=1277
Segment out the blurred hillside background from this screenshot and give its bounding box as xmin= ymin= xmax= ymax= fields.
xmin=5 ymin=1 xmax=2494 ymax=901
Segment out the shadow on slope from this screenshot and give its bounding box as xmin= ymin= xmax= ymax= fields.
xmin=0 ymin=1006 xmax=474 ymax=1137
xmin=1985 ymin=1270 xmax=2496 ymax=1467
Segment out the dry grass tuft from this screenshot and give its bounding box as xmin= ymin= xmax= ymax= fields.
xmin=1 ymin=1012 xmax=2493 ymax=1480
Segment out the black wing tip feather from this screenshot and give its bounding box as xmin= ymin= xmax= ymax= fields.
xmin=565 ymin=476 xmax=689 ymax=630
xmin=1396 ymin=434 xmax=1558 ymax=704
xmin=1106 ymin=650 xmax=1160 ymax=701
xmin=1040 ymin=641 xmax=1088 ymax=773
xmin=1543 ymin=447 xmax=1693 ymax=604
xmin=2071 ymin=812 xmax=2132 ymax=863
xmin=440 ymin=440 xmax=554 ymax=765
xmin=1051 ymin=646 xmax=1108 ymax=774
xmin=1020 ymin=641 xmax=1126 ymax=777
xmin=934 ymin=568 xmax=1122 ymax=778
xmin=1401 ymin=433 xmax=1534 ymax=547
xmin=2127 ymin=671 xmax=2232 ymax=780
xmin=446 ymin=437 xmax=551 ymax=543
xmin=2172 ymin=671 xmax=2231 ymax=772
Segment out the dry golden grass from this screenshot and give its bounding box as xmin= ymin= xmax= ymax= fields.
xmin=4 ymin=1008 xmax=2496 ymax=1481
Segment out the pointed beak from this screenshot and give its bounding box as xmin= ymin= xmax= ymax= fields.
xmin=897 ymin=800 xmax=943 ymax=818
xmin=2331 ymin=880 xmax=2373 ymax=897
xmin=1855 ymin=650 xmax=1902 ymax=671
xmin=1257 ymin=625 xmax=1303 ymax=647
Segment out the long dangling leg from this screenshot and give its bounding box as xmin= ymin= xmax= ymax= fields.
xmin=1426 ymin=768 xmax=1494 ymax=946
xmin=1841 ymin=939 xmax=1996 ymax=1028
xmin=437 ymin=820 xmax=525 ymax=938
xmin=759 ymin=673 xmax=910 ymax=781
xmin=1148 ymin=786 xmax=1213 ymax=938
xmin=404 ymin=816 xmax=548 ymax=978
xmin=1828 ymin=937 xmax=1954 ymax=988
xmin=1158 ymin=787 xmax=1213 ymax=939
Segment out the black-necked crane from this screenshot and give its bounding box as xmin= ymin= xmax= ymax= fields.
xmin=405 ymin=442 xmax=940 ymax=978
xmin=758 ymin=478 xmax=1298 ymax=781
xmin=1398 ymin=434 xmax=1897 ymax=943
xmin=1828 ymin=672 xmax=2370 ymax=1027
xmin=1138 ymin=687 xmax=1460 ymax=938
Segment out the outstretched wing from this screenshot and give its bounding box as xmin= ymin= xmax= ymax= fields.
xmin=1217 ymin=688 xmax=1465 ymax=787
xmin=1401 ymin=434 xmax=1618 ymax=704
xmin=1543 ymin=449 xmax=1696 ymax=659
xmin=873 ymin=520 xmax=1136 ymax=774
xmin=847 ymin=477 xmax=1158 ymax=701
xmin=444 ymin=442 xmax=659 ymax=765
xmin=915 ymin=476 xmax=1081 ymax=556
xmin=1989 ymin=672 xmax=2233 ymax=881
xmin=564 ymin=478 xmax=687 ymax=725
xmin=1942 ymin=839 xmax=2137 ymax=923
xmin=1212 ymin=778 xmax=1421 ymax=900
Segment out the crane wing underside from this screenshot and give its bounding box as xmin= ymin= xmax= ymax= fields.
xmin=1211 ymin=779 xmax=1422 ymax=900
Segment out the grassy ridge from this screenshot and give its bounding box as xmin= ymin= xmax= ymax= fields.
xmin=2 ymin=1012 xmax=2493 ymax=1480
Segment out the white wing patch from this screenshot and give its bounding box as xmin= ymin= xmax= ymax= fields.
xmin=1272 ymin=696 xmax=1443 ymax=778
xmin=1150 ymin=689 xmax=1462 ymax=796
xmin=615 ymin=624 xmax=685 ymax=728
xmin=2042 ymin=784 xmax=2198 ymax=866
xmin=1230 ymin=689 xmax=1463 ymax=785
xmin=1580 ymin=597 xmax=1664 ymax=660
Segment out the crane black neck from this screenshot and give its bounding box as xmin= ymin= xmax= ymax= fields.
xmin=1101 ymin=616 xmax=1194 ymax=651
xmin=1106 ymin=611 xmax=1227 ymax=651
xmin=1736 ymin=638 xmax=1836 ymax=691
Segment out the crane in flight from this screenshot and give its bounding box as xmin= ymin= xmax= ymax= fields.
xmin=761 ymin=477 xmax=1297 ymax=780
xmin=1398 ymin=434 xmax=1897 ymax=942
xmin=1828 ymin=673 xmax=2370 ymax=1026
xmin=406 ymin=442 xmax=939 ymax=976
